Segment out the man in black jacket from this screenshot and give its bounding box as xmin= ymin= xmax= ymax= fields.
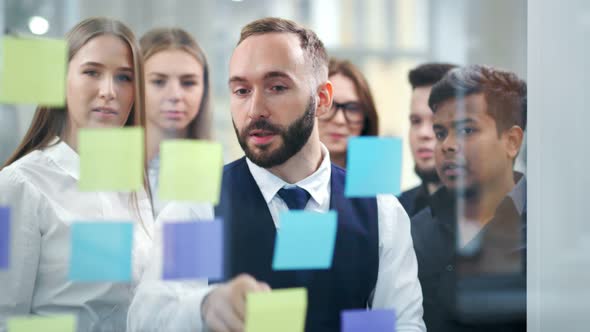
xmin=411 ymin=65 xmax=527 ymax=332
xmin=399 ymin=63 xmax=456 ymax=217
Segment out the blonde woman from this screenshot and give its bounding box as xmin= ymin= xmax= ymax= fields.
xmin=140 ymin=28 xmax=211 ymax=217
xmin=0 ymin=17 xmax=153 ymax=331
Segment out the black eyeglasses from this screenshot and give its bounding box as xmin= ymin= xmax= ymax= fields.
xmin=320 ymin=101 xmax=365 ymax=126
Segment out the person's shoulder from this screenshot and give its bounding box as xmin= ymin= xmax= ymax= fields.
xmin=398 ymin=185 xmax=421 ymax=203
xmin=330 ymin=163 xmax=346 ymax=175
xmin=1 ymin=149 xmax=47 ymax=177
xmin=0 ymin=153 xmax=46 ymax=201
xmin=0 ymin=150 xmax=45 ymax=185
xmin=0 ymin=164 xmax=25 ymax=189
xmin=223 ymin=157 xmax=247 ymax=174
xmin=410 ymin=206 xmax=440 ymax=244
xmin=400 ymin=185 xmax=422 ymax=198
xmin=412 ymin=206 xmax=433 ymax=223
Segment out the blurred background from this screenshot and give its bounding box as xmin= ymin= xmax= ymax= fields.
xmin=0 ymin=0 xmax=526 ymax=190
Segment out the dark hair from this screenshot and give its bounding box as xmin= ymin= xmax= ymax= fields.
xmin=140 ymin=27 xmax=211 ymax=139
xmin=429 ymin=65 xmax=527 ymax=133
xmin=408 ymin=63 xmax=458 ymax=89
xmin=238 ymin=17 xmax=328 ymax=83
xmin=329 ymin=57 xmax=379 ymax=136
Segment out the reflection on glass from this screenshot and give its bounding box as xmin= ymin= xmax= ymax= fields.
xmin=430 ymin=65 xmax=527 ymax=329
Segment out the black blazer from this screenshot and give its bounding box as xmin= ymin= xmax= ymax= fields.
xmin=398 ymin=183 xmax=430 ymax=218
xmin=411 ymin=187 xmax=526 ymax=332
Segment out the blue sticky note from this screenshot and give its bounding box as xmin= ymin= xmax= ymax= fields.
xmin=0 ymin=207 xmax=9 ymax=269
xmin=162 ymin=219 xmax=223 ymax=280
xmin=341 ymin=309 xmax=396 ymax=332
xmin=69 ymin=222 xmax=133 ymax=282
xmin=345 ymin=137 xmax=402 ymax=197
xmin=272 ymin=211 xmax=337 ymax=270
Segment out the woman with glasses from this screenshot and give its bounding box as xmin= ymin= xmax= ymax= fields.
xmin=318 ymin=58 xmax=379 ymax=168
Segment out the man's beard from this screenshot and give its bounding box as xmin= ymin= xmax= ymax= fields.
xmin=234 ymin=97 xmax=316 ymax=168
xmin=415 ymin=165 xmax=440 ymax=184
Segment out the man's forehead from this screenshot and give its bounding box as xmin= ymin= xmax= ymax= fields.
xmin=229 ymin=33 xmax=306 ymax=78
xmin=433 ymin=94 xmax=487 ymax=121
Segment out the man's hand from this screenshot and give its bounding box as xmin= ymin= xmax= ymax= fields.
xmin=202 ymin=274 xmax=271 ymax=332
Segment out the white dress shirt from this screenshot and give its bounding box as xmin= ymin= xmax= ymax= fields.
xmin=148 ymin=155 xmax=168 ymax=218
xmin=0 ymin=139 xmax=154 ymax=332
xmin=128 ymin=145 xmax=425 ymax=332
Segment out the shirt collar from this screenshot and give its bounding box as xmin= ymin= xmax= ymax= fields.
xmin=246 ymin=144 xmax=332 ymax=206
xmin=507 ymin=172 xmax=526 ymax=215
xmin=43 ymin=137 xmax=80 ymax=180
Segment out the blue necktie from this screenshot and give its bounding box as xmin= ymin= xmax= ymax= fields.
xmin=277 ymin=186 xmax=311 ymax=210
xmin=277 ymin=186 xmax=314 ymax=285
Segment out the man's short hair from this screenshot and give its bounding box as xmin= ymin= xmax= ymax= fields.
xmin=429 ymin=65 xmax=527 ymax=133
xmin=408 ymin=63 xmax=458 ymax=89
xmin=238 ymin=17 xmax=329 ymax=83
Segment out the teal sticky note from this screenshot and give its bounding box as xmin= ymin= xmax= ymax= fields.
xmin=272 ymin=211 xmax=337 ymax=270
xmin=69 ymin=222 xmax=133 ymax=282
xmin=78 ymin=127 xmax=144 ymax=192
xmin=345 ymin=137 xmax=402 ymax=197
xmin=0 ymin=36 xmax=67 ymax=106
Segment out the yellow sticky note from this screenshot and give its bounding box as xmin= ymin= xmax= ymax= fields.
xmin=159 ymin=140 xmax=223 ymax=204
xmin=0 ymin=37 xmax=67 ymax=106
xmin=245 ymin=288 xmax=308 ymax=332
xmin=7 ymin=315 xmax=76 ymax=332
xmin=79 ymin=127 xmax=144 ymax=191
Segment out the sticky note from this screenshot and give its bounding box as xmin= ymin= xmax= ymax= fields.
xmin=7 ymin=314 xmax=76 ymax=332
xmin=0 ymin=37 xmax=67 ymax=106
xmin=272 ymin=211 xmax=337 ymax=270
xmin=341 ymin=309 xmax=396 ymax=332
xmin=159 ymin=140 xmax=223 ymax=204
xmin=69 ymin=222 xmax=133 ymax=282
xmin=78 ymin=127 xmax=144 ymax=191
xmin=0 ymin=206 xmax=9 ymax=269
xmin=245 ymin=288 xmax=307 ymax=332
xmin=162 ymin=219 xmax=223 ymax=280
xmin=345 ymin=137 xmax=402 ymax=197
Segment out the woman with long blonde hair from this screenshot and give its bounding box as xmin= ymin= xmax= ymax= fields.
xmin=0 ymin=17 xmax=153 ymax=331
xmin=140 ymin=27 xmax=212 ymax=217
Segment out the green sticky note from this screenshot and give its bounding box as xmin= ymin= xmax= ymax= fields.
xmin=245 ymin=288 xmax=308 ymax=332
xmin=7 ymin=315 xmax=76 ymax=332
xmin=79 ymin=127 xmax=144 ymax=191
xmin=0 ymin=37 xmax=67 ymax=106
xmin=159 ymin=140 xmax=223 ymax=204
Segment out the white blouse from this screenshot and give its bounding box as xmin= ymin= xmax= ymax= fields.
xmin=0 ymin=139 xmax=153 ymax=332
xmin=147 ymin=155 xmax=167 ymax=219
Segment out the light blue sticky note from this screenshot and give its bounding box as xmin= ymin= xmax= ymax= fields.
xmin=272 ymin=211 xmax=337 ymax=270
xmin=345 ymin=137 xmax=403 ymax=197
xmin=69 ymin=222 xmax=133 ymax=282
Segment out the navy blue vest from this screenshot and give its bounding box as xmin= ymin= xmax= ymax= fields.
xmin=214 ymin=157 xmax=379 ymax=332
